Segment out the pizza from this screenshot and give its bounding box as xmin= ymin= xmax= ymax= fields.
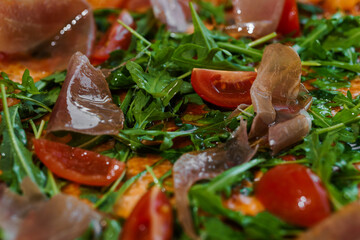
xmin=0 ymin=0 xmax=360 ymax=239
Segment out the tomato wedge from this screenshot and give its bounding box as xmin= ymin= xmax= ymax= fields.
xmin=33 ymin=139 xmax=125 ymax=186
xmin=121 ymin=187 xmax=173 ymax=240
xmin=91 ymin=10 xmax=135 ymax=65
xmin=276 ymin=0 xmax=300 ymax=36
xmin=255 ymin=164 xmax=331 ymax=227
xmin=190 ymin=68 xmax=257 ymax=109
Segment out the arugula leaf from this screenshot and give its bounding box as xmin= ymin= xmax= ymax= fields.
xmin=0 ymin=85 xmax=45 ymax=192
xmin=190 ymin=2 xmax=221 ymax=59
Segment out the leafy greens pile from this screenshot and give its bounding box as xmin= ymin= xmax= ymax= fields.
xmin=0 ymin=2 xmax=360 ymax=239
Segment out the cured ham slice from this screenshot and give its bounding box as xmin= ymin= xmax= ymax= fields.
xmin=249 ymin=43 xmax=312 ymax=154
xmin=46 ymin=52 xmax=124 ymax=135
xmin=0 ymin=0 xmax=95 ymax=71
xmin=150 ymin=0 xmax=190 ymax=32
xmin=228 ymin=0 xmax=285 ymax=37
xmin=0 ymin=178 xmax=102 ymax=240
xmin=173 ymin=120 xmax=257 ymax=239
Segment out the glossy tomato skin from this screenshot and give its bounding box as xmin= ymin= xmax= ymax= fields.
xmin=121 ymin=187 xmax=173 ymax=240
xmin=191 ymin=68 xmax=257 ymax=109
xmin=255 ymin=164 xmax=331 ymax=227
xmin=33 ymin=139 xmax=125 ymax=186
xmin=276 ymin=0 xmax=300 ymax=36
xmin=91 ymin=10 xmax=135 ymax=65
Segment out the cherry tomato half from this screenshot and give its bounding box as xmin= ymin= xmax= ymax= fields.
xmin=255 ymin=164 xmax=331 ymax=227
xmin=33 ymin=139 xmax=125 ymax=186
xmin=276 ymin=0 xmax=300 ymax=36
xmin=120 ymin=187 xmax=173 ymax=240
xmin=91 ymin=10 xmax=135 ymax=65
xmin=190 ymin=68 xmax=257 ymax=109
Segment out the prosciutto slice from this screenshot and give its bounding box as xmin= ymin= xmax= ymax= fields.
xmin=249 ymin=43 xmax=312 ymax=154
xmin=228 ymin=0 xmax=285 ymax=37
xmin=150 ymin=0 xmax=190 ymax=32
xmin=298 ymin=201 xmax=360 ymax=240
xmin=0 ymin=178 xmax=102 ymax=240
xmin=0 ymin=0 xmax=95 ymax=70
xmin=46 ymin=52 xmax=124 ymax=135
xmin=173 ymin=120 xmax=257 ymax=239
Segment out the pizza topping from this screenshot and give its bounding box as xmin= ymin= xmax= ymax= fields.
xmin=47 ymin=52 xmax=124 ymax=135
xmin=150 ymin=0 xmax=190 ymax=32
xmin=173 ymin=120 xmax=257 ymax=239
xmin=120 ymin=187 xmax=173 ymax=240
xmin=33 ymin=138 xmax=125 ymax=186
xmin=190 ymin=68 xmax=257 ymax=108
xmin=0 ymin=0 xmax=95 ymax=71
xmin=0 ymin=178 xmax=102 ymax=240
xmin=276 ymin=0 xmax=301 ymax=36
xmin=298 ymin=200 xmax=360 ymax=240
xmin=229 ymin=0 xmax=285 ymax=37
xmin=255 ymin=164 xmax=331 ymax=227
xmin=91 ymin=11 xmax=135 ymax=65
xmin=249 ymin=43 xmax=312 ymax=153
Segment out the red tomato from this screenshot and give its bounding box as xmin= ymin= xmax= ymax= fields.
xmin=276 ymin=0 xmax=300 ymax=36
xmin=120 ymin=187 xmax=173 ymax=240
xmin=255 ymin=164 xmax=331 ymax=227
xmin=33 ymin=139 xmax=125 ymax=186
xmin=190 ymin=68 xmax=257 ymax=108
xmin=91 ymin=10 xmax=135 ymax=65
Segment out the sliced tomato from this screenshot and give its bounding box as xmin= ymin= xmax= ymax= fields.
xmin=255 ymin=164 xmax=331 ymax=227
xmin=191 ymin=68 xmax=257 ymax=109
xmin=33 ymin=139 xmax=125 ymax=186
xmin=276 ymin=0 xmax=300 ymax=36
xmin=91 ymin=10 xmax=135 ymax=65
xmin=120 ymin=187 xmax=173 ymax=240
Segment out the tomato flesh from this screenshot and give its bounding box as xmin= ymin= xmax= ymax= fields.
xmin=276 ymin=0 xmax=300 ymax=36
xmin=191 ymin=68 xmax=257 ymax=108
xmin=91 ymin=10 xmax=135 ymax=65
xmin=33 ymin=139 xmax=125 ymax=186
xmin=255 ymin=164 xmax=331 ymax=227
xmin=120 ymin=187 xmax=173 ymax=240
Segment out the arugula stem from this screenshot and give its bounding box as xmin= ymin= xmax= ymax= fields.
xmin=146 ymin=165 xmax=163 ymax=189
xmin=309 ymin=109 xmax=331 ymax=127
xmin=117 ymin=19 xmax=152 ymax=46
xmin=8 ymin=94 xmax=52 ymax=112
xmin=248 ymin=32 xmax=277 ymax=48
xmin=0 ymin=84 xmax=37 ymax=183
xmin=316 ymin=115 xmax=360 ymax=134
xmin=94 ymin=170 xmax=126 ymax=208
xmin=29 ymin=119 xmax=38 ymax=137
xmin=177 ymin=71 xmax=192 ymax=80
xmin=35 ymin=120 xmax=45 ymax=139
xmin=217 ymin=42 xmax=263 ymax=59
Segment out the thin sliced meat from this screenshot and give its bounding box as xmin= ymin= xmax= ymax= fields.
xmin=250 ymin=43 xmax=302 ymax=138
xmin=298 ymin=201 xmax=360 ymax=240
xmin=150 ymin=0 xmax=190 ymax=32
xmin=248 ymin=43 xmax=312 ymax=154
xmin=269 ymin=110 xmax=312 ymax=154
xmin=173 ymin=120 xmax=257 ymax=239
xmin=0 ymin=178 xmax=102 ymax=240
xmin=0 ymin=0 xmax=95 ymax=71
xmin=228 ymin=0 xmax=285 ymax=37
xmin=46 ymin=52 xmax=124 ymax=135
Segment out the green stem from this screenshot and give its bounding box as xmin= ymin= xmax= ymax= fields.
xmin=94 ymin=170 xmax=126 ymax=208
xmin=248 ymin=32 xmax=277 ymax=48
xmin=218 ymin=42 xmax=263 ymax=59
xmin=35 ymin=120 xmax=46 ymax=139
xmin=316 ymin=115 xmax=360 ymax=134
xmin=146 ymin=165 xmax=163 ymax=189
xmin=29 ymin=119 xmax=38 ymax=137
xmin=117 ymin=19 xmax=152 ymax=46
xmin=177 ymin=71 xmax=192 ymax=80
xmin=8 ymin=94 xmax=52 ymax=112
